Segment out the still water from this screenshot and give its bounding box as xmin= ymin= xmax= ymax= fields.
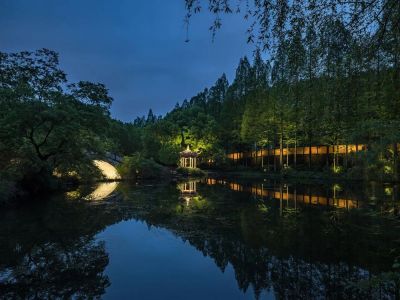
xmin=1 ymin=177 xmax=400 ymax=299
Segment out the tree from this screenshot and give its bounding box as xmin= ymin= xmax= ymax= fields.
xmin=0 ymin=49 xmax=114 ymax=192
xmin=207 ymin=73 xmax=228 ymax=118
xmin=146 ymin=109 xmax=157 ymax=124
xmin=184 ymin=0 xmax=400 ymax=53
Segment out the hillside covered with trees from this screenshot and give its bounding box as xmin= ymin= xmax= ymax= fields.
xmin=1 ymin=0 xmax=400 ymax=200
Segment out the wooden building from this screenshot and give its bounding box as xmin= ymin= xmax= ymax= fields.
xmin=180 ymin=146 xmax=198 ymax=168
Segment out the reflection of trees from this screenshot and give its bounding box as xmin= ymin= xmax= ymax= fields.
xmin=118 ymin=181 xmax=400 ymax=299
xmin=0 ymin=192 xmax=127 ymax=299
xmin=183 ymin=204 xmax=400 ymax=298
xmin=1 ymin=181 xmax=399 ymax=298
xmin=0 ymin=237 xmax=109 ymax=299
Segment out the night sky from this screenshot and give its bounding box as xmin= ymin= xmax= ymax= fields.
xmin=0 ymin=0 xmax=254 ymax=122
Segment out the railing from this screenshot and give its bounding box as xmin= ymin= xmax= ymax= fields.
xmin=227 ymin=144 xmax=368 ymax=160
xmin=228 ymin=143 xmax=400 ymax=160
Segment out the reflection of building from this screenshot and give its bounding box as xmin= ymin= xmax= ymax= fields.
xmin=180 ymin=181 xmax=197 ymax=194
xmin=178 ymin=181 xmax=197 ymax=206
xmin=205 ymin=179 xmax=359 ymax=209
xmin=180 ymin=146 xmax=198 ymax=168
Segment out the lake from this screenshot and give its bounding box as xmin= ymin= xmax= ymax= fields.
xmin=1 ymin=177 xmax=400 ymax=299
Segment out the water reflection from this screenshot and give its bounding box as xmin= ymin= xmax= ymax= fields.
xmin=177 ymin=180 xmax=210 ymax=213
xmin=65 ymin=181 xmax=119 ymax=201
xmin=0 ymin=179 xmax=399 ymax=299
xmin=175 ymin=179 xmax=400 ymax=298
xmin=0 ymin=238 xmax=109 ymax=299
xmin=0 ymin=197 xmax=116 ymax=299
xmin=85 ymin=181 xmax=119 ymax=201
xmin=206 ymin=178 xmax=360 ymax=209
xmin=178 ymin=181 xmax=198 ymax=206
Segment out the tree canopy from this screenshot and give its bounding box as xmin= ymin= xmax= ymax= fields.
xmin=0 ymin=49 xmax=123 ymax=194
xmin=184 ymin=0 xmax=400 ymax=51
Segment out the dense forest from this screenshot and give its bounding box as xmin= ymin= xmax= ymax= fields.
xmin=1 ymin=0 xmax=400 ymax=200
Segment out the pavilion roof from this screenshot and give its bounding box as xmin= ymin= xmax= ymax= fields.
xmin=180 ymin=146 xmax=198 ymax=157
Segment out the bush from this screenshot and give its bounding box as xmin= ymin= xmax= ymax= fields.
xmin=118 ymin=153 xmax=168 ymax=179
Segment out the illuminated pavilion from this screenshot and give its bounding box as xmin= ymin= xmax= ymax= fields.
xmin=180 ymin=145 xmax=198 ymax=168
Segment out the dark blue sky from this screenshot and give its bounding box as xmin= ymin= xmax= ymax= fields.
xmin=0 ymin=0 xmax=254 ymax=122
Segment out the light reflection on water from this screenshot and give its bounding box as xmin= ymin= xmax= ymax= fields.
xmin=99 ymin=220 xmax=273 ymax=300
xmin=205 ymin=178 xmax=360 ymax=209
xmin=85 ymin=181 xmax=119 ymax=201
xmin=65 ymin=181 xmax=119 ymax=201
xmin=1 ymin=178 xmax=400 ymax=299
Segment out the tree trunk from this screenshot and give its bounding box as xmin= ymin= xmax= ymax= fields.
xmin=294 ymin=136 xmax=297 ymax=169
xmin=394 ymin=143 xmax=399 ymax=181
xmin=280 ymin=128 xmax=283 ymax=170
xmin=261 ymin=146 xmax=264 ymax=169
xmin=326 ymin=146 xmax=329 ymax=168
xmin=333 ymin=146 xmax=336 ymax=172
xmin=286 ymin=140 xmax=289 ymax=168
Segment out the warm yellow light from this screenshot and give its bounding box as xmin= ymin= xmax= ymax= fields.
xmin=93 ymin=160 xmax=121 ymax=180
xmin=384 ymin=165 xmax=393 ymax=174
xmin=185 ymin=196 xmax=191 ymax=206
xmin=333 ymin=184 xmax=342 ymax=191
xmin=385 ymin=187 xmax=393 ymax=196
xmin=332 ymin=166 xmax=342 ymax=174
xmin=65 ymin=190 xmax=81 ymax=200
xmin=206 ymin=180 xmax=357 ymax=209
xmin=85 ymin=181 xmax=118 ymax=201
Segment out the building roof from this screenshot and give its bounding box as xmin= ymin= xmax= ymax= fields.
xmin=180 ymin=146 xmax=198 ymax=157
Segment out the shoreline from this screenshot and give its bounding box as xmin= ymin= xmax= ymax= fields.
xmin=204 ymin=168 xmax=400 ymax=184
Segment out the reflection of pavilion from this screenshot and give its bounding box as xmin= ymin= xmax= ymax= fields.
xmin=180 ymin=181 xmax=197 ymax=194
xmin=180 ymin=146 xmax=198 ymax=168
xmin=178 ymin=181 xmax=198 ymax=206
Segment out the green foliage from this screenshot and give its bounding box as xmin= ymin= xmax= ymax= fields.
xmin=117 ymin=153 xmax=168 ymax=179
xmin=0 ymin=49 xmax=119 ymax=197
xmin=106 ymin=120 xmax=142 ymax=155
xmin=158 ymin=143 xmax=180 ymax=166
xmin=141 ymin=126 xmax=162 ymax=159
xmin=184 ymin=1 xmax=400 ymax=56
